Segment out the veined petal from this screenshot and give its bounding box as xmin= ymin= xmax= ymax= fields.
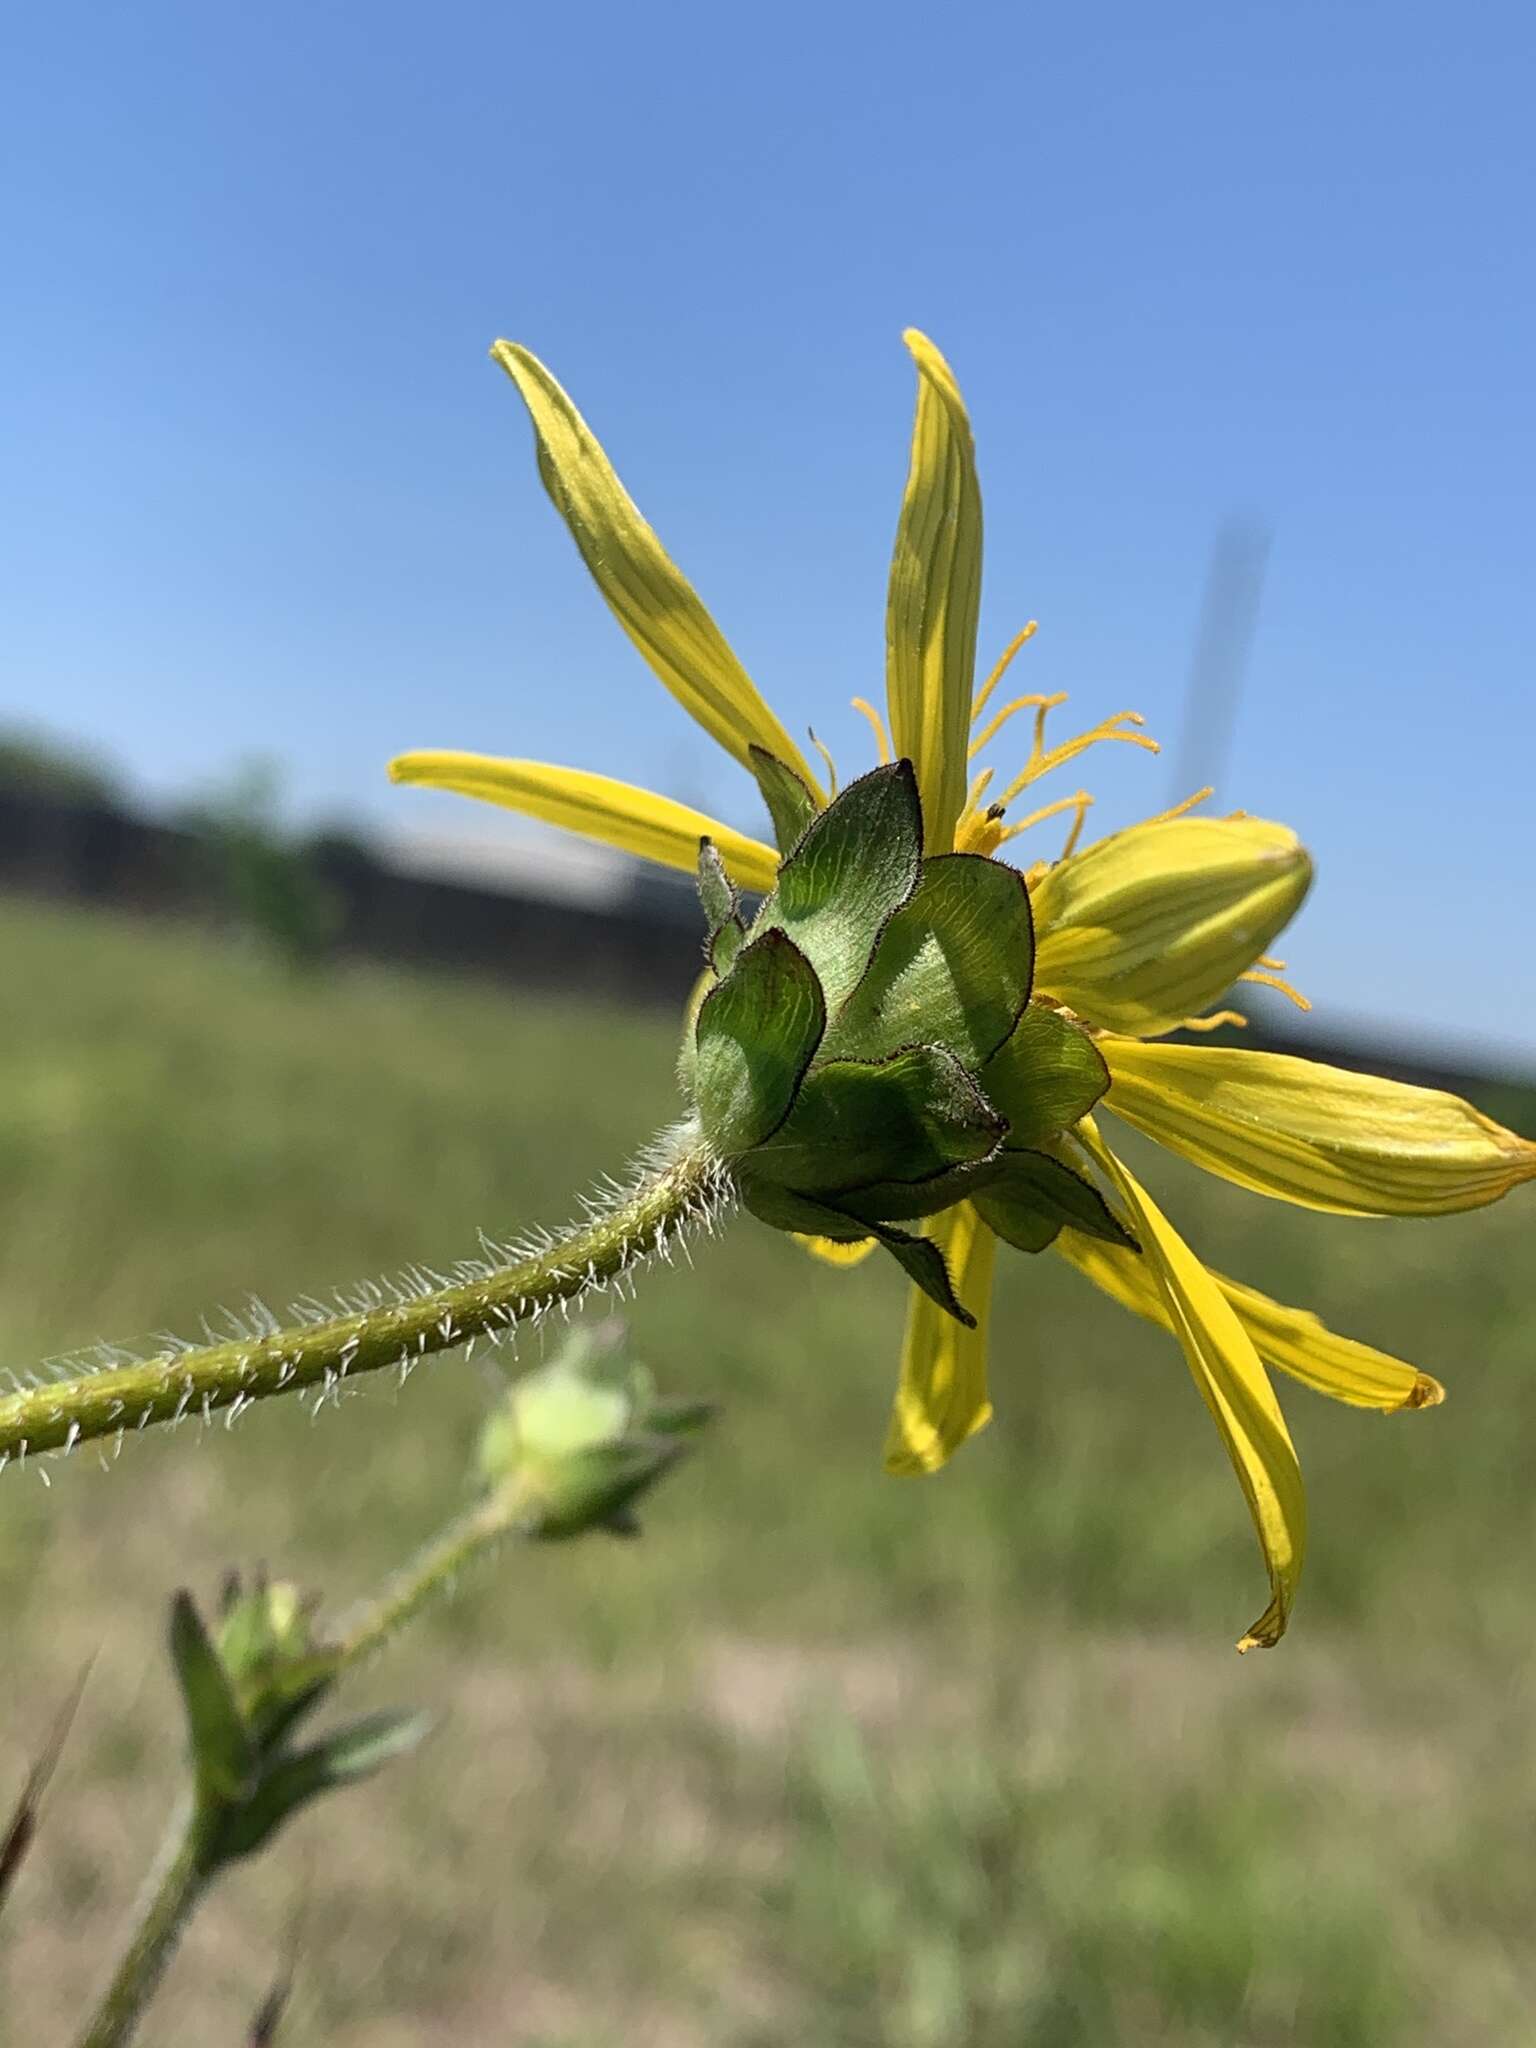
xmin=1075 ymin=1124 xmax=1306 ymax=1651
xmin=883 ymin=1203 xmax=996 ymax=1475
xmin=389 ymin=752 xmax=780 ymax=893
xmin=1055 ymin=1228 xmax=1444 ymax=1413
xmin=796 ymin=1233 xmax=878 ymax=1267
xmin=1103 ymin=1039 xmax=1536 ymax=1218
xmin=1032 ymin=818 xmax=1311 ymax=1038
xmin=885 ymin=331 xmax=983 ymax=853
xmin=491 ymin=342 xmax=821 ymax=793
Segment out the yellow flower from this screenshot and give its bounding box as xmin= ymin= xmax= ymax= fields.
xmin=392 ymin=332 xmax=1536 ymax=1650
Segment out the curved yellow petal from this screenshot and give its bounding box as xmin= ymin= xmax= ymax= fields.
xmin=885 ymin=331 xmax=983 ymax=853
xmin=389 ymin=752 xmax=780 ymax=894
xmin=1075 ymin=1123 xmax=1306 ymax=1651
xmin=795 ymin=1233 xmax=878 ymax=1268
xmin=883 ymin=1204 xmax=996 ymax=1475
xmin=1055 ymin=1227 xmax=1444 ymax=1413
xmin=1103 ymin=1040 xmax=1536 ymax=1218
xmin=1032 ymin=817 xmax=1311 ymax=1038
xmin=491 ymin=342 xmax=821 ymax=794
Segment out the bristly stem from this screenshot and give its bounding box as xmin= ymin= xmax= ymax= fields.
xmin=0 ymin=1133 xmax=720 ymax=1470
xmin=75 ymin=1795 xmax=205 ymax=2048
xmin=326 ymin=1490 xmax=524 ymax=1674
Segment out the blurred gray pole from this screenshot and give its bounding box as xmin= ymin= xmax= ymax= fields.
xmin=1170 ymin=519 xmax=1271 ymax=802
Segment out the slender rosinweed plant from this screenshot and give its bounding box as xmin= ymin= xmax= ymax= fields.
xmin=4 ymin=331 xmax=1534 ymax=1652
xmin=54 ymin=1325 xmax=708 ymax=2048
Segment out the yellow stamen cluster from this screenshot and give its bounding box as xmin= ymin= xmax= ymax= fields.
xmin=953 ymin=627 xmax=1159 ymax=859
xmin=839 ymin=630 xmax=1316 ymax=1025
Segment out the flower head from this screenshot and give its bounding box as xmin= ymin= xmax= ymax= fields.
xmin=391 ymin=333 xmax=1536 ymax=1648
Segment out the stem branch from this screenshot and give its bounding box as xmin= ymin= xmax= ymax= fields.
xmin=327 ymin=1490 xmax=522 ymax=1674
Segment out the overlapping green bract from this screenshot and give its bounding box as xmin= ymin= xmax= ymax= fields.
xmin=687 ymin=761 xmax=1139 ymax=1321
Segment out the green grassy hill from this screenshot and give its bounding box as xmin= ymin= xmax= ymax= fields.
xmin=2 ymin=897 xmax=1533 ymax=2046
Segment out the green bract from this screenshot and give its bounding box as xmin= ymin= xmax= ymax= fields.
xmin=686 ymin=761 xmax=1137 ymax=1320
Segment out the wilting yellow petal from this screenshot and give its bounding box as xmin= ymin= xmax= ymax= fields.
xmin=883 ymin=1204 xmax=996 ymax=1475
xmin=795 ymin=1233 xmax=878 ymax=1267
xmin=1103 ymin=1039 xmax=1536 ymax=1218
xmin=389 ymin=752 xmax=780 ymax=893
xmin=1055 ymin=1228 xmax=1444 ymax=1413
xmin=1075 ymin=1124 xmax=1305 ymax=1650
xmin=491 ymin=342 xmax=821 ymax=793
xmin=1032 ymin=818 xmax=1311 ymax=1038
xmin=885 ymin=331 xmax=983 ymax=853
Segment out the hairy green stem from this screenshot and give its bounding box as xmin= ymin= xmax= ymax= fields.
xmin=75 ymin=1795 xmax=206 ymax=2048
xmin=0 ymin=1135 xmax=719 ymax=1469
xmin=327 ymin=1489 xmax=522 ymax=1674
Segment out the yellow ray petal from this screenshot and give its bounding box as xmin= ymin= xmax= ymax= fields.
xmin=389 ymin=752 xmax=780 ymax=894
xmin=491 ymin=342 xmax=821 ymax=794
xmin=795 ymin=1233 xmax=878 ymax=1267
xmin=1075 ymin=1124 xmax=1306 ymax=1650
xmin=1055 ymin=1228 xmax=1444 ymax=1413
xmin=1031 ymin=818 xmax=1312 ymax=1038
xmin=1103 ymin=1040 xmax=1536 ymax=1218
xmin=883 ymin=1204 xmax=996 ymax=1475
xmin=885 ymin=331 xmax=983 ymax=853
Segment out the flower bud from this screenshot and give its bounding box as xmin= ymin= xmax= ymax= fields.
xmin=476 ymin=1325 xmax=708 ymax=1540
xmin=685 ymin=764 xmax=1140 ymax=1315
xmin=214 ymin=1570 xmax=328 ymax=1743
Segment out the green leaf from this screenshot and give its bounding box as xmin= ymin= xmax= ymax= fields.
xmin=748 ymin=745 xmax=819 ymax=856
xmin=214 ymin=1710 xmax=433 ymax=1864
xmin=521 ymin=1435 xmax=688 ymax=1540
xmin=755 ymin=761 xmax=923 ymax=1013
xmin=876 ymin=1223 xmax=977 ymax=1327
xmin=643 ymin=1397 xmax=718 ymax=1439
xmin=696 ymin=839 xmax=746 ymax=976
xmin=696 ymin=837 xmax=737 ymax=930
xmin=737 ymin=1174 xmax=872 ymax=1241
xmin=710 ymin=918 xmax=744 ymax=977
xmin=826 ymin=852 xmax=1033 ymax=1068
xmin=837 ymin=1156 xmax=1004 ymax=1225
xmin=693 ymin=929 xmax=826 ymax=1153
xmin=169 ymin=1591 xmax=256 ymax=1808
xmin=737 ymin=1176 xmax=974 ymax=1323
xmin=747 ymin=1043 xmax=1003 ymax=1195
xmin=978 ymin=1005 xmax=1110 ymax=1149
xmin=975 ymin=1149 xmax=1139 ymax=1255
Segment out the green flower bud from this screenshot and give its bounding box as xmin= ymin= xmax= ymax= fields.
xmin=685 ymin=763 xmax=1140 ymax=1319
xmin=476 ymin=1325 xmax=708 ymax=1540
xmin=214 ymin=1569 xmax=329 ymax=1744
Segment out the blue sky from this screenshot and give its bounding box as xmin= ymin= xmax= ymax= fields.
xmin=4 ymin=1 xmax=1533 ymax=1061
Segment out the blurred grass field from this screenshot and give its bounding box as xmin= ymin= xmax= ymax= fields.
xmin=2 ymin=895 xmax=1534 ymax=2046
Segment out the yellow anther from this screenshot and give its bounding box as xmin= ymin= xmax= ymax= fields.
xmin=996 ymin=711 xmax=1159 ymax=807
xmin=1239 ymin=969 xmax=1312 ymax=1012
xmin=1180 ymin=1009 xmax=1249 ymax=1032
xmin=850 ymin=696 xmax=892 ymax=765
xmin=954 ymin=807 xmax=1006 ymax=855
xmin=808 ymin=729 xmax=838 ymax=799
xmin=1142 ymin=785 xmax=1214 ymax=827
xmin=969 ymin=621 xmax=1039 ymax=726
xmin=968 ymin=692 xmax=1065 ymax=762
